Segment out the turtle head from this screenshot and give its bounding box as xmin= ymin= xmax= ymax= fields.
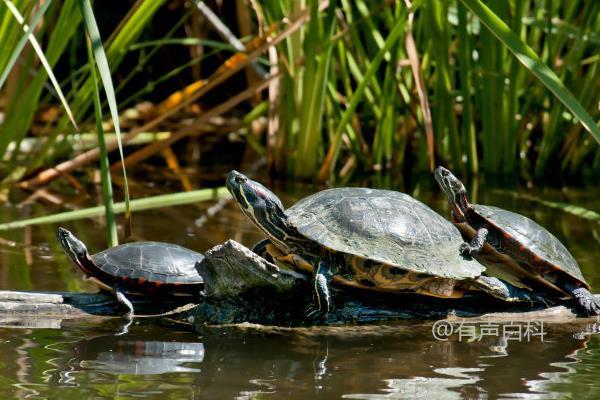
xmin=434 ymin=166 xmax=470 ymax=222
xmin=226 ymin=171 xmax=292 ymax=246
xmin=56 ymin=227 xmax=92 ymax=268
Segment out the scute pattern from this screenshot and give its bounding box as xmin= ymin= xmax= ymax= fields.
xmin=473 ymin=205 xmax=585 ymax=282
xmin=286 ymin=188 xmax=484 ymax=279
xmin=92 ymin=242 xmax=204 ymax=283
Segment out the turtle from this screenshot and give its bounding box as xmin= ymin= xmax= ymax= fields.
xmin=56 ymin=227 xmax=204 ymax=316
xmin=226 ymin=170 xmax=540 ymax=314
xmin=434 ymin=166 xmax=600 ymax=315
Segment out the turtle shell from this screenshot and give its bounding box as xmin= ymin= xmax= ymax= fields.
xmin=92 ymin=242 xmax=204 ymax=284
xmin=472 ymin=204 xmax=586 ymax=284
xmin=286 ymin=188 xmax=484 ymax=279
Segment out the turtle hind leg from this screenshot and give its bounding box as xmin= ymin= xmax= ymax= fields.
xmin=473 ymin=275 xmax=548 ymax=305
xmin=570 ymin=287 xmax=600 ymax=316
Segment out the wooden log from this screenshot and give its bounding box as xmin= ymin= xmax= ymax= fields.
xmin=0 ymin=240 xmax=596 ymax=329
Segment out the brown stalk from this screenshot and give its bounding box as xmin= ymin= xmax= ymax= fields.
xmin=404 ymin=1 xmax=435 ymax=171
xmin=161 ymin=146 xmax=193 ymax=192
xmin=266 ymin=46 xmax=280 ymax=174
xmin=110 ymin=72 xmax=281 ymax=170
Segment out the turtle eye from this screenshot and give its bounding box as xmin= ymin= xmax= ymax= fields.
xmin=234 ymin=175 xmax=247 ymax=184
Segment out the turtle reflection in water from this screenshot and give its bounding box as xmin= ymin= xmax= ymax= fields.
xmin=79 ymin=337 xmax=204 ymax=375
xmin=227 ymin=171 xmax=540 ymax=315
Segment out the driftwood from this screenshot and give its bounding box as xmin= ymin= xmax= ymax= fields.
xmin=0 ymin=240 xmax=596 ymax=329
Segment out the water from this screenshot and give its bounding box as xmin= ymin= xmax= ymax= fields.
xmin=0 ymin=173 xmax=599 ymax=399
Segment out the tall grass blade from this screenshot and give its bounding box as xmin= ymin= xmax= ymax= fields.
xmin=78 ymin=0 xmax=131 ymax=234
xmin=87 ymin=36 xmax=117 ymax=247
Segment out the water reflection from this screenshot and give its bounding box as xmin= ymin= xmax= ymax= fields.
xmin=0 ymin=320 xmax=599 ymax=398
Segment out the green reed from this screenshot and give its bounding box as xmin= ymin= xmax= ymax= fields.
xmin=255 ymin=0 xmax=599 ymax=181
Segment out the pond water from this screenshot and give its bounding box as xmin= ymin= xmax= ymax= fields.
xmin=0 ymin=171 xmax=599 ymax=399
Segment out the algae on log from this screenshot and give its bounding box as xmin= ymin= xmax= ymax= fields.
xmin=0 ymin=240 xmax=594 ymax=328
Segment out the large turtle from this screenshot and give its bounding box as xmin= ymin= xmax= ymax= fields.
xmin=226 ymin=171 xmax=539 ymax=313
xmin=57 ymin=227 xmax=204 ymax=315
xmin=434 ymin=166 xmax=599 ymax=315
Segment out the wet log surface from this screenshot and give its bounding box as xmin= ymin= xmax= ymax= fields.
xmin=0 ymin=240 xmax=596 ymax=328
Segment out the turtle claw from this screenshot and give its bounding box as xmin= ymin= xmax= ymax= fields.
xmin=305 ymin=308 xmax=319 ymax=319
xmin=527 ymin=293 xmax=552 ymax=308
xmin=459 ymin=242 xmax=473 ymax=257
xmin=533 ymin=294 xmax=552 ymax=309
xmin=460 ymin=228 xmax=487 ymax=257
xmin=572 ymin=288 xmax=600 ymax=316
xmin=521 ymin=293 xmax=534 ymax=307
xmin=304 ymin=303 xmax=327 ymax=321
xmin=305 ymin=308 xmax=328 ymax=323
xmin=304 ymin=306 xmax=320 ymax=321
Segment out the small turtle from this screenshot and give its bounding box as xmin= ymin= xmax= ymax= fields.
xmin=434 ymin=166 xmax=600 ymax=315
xmin=226 ymin=171 xmax=537 ymax=314
xmin=57 ymin=227 xmax=204 ymax=315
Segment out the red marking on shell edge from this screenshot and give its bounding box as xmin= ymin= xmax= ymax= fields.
xmin=138 ymin=277 xmax=146 ymax=285
xmin=155 ymin=281 xmax=163 ymax=288
xmin=533 ymin=255 xmax=543 ymax=264
xmin=503 ymin=232 xmax=511 ymax=239
xmin=518 ymin=245 xmax=526 ymax=252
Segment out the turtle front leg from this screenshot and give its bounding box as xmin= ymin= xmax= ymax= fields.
xmin=460 ymin=228 xmax=488 ymax=256
xmin=252 ymin=239 xmax=271 ymax=258
xmin=568 ymin=285 xmax=600 ymax=316
xmin=114 ymin=286 xmax=135 ymax=316
xmin=311 ymin=261 xmax=333 ymax=315
xmin=114 ymin=287 xmax=134 ymax=335
xmin=306 ymin=254 xmax=336 ymax=317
